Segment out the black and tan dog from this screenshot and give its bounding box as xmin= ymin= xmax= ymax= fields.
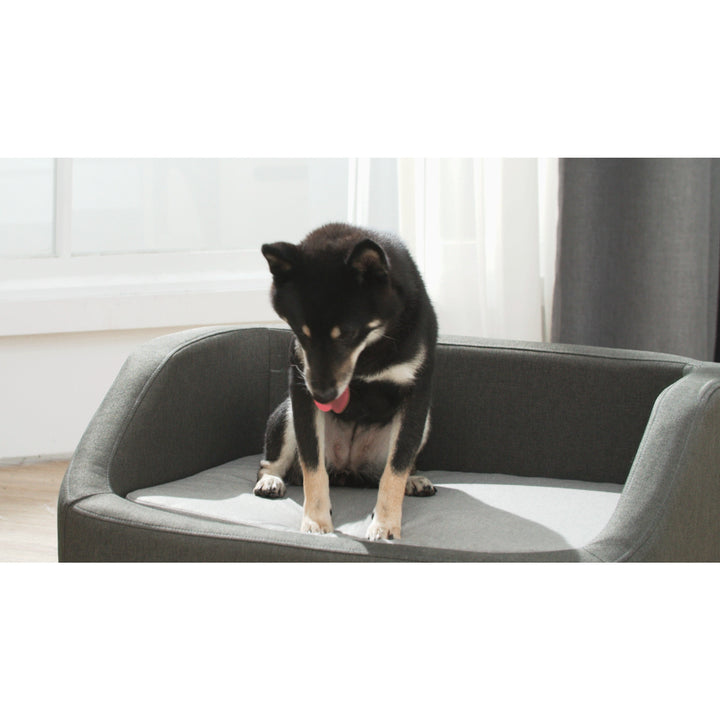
xmin=254 ymin=223 xmax=438 ymax=540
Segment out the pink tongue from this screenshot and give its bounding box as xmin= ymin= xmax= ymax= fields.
xmin=314 ymin=386 xmax=351 ymax=414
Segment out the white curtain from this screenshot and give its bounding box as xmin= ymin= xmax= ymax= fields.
xmin=393 ymin=158 xmax=559 ymax=342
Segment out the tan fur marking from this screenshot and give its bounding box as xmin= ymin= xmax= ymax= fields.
xmin=368 ymin=467 xmax=409 ymax=540
xmin=300 ymin=461 xmax=333 ymax=534
xmin=302 ymin=324 xmax=312 ymax=338
xmin=330 ymin=326 xmax=341 ymax=339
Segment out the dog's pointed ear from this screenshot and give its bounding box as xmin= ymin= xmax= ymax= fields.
xmin=347 ymin=238 xmax=389 ymax=284
xmin=262 ymin=242 xmax=298 ymax=281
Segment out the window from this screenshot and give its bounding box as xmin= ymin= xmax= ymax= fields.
xmin=0 ymin=159 xmax=399 ymax=336
xmin=0 ymin=158 xmax=557 ymax=341
xmin=70 ymin=159 xmax=351 ymax=254
xmin=0 ymin=160 xmax=54 ymax=258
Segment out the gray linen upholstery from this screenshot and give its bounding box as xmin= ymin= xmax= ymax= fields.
xmin=57 ymin=325 xmax=720 ymax=561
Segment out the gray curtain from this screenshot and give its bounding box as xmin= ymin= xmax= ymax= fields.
xmin=551 ymin=159 xmax=720 ymax=361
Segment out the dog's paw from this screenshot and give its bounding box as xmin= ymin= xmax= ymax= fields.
xmin=405 ymin=475 xmax=436 ymax=497
xmin=301 ymin=511 xmax=334 ymax=534
xmin=253 ymin=473 xmax=287 ymax=498
xmin=366 ymin=516 xmax=401 ymax=541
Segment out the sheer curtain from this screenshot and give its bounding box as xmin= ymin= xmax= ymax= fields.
xmin=394 ymin=158 xmax=559 ymax=341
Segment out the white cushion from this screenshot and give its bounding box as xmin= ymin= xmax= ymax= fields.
xmin=128 ymin=455 xmax=622 ymax=553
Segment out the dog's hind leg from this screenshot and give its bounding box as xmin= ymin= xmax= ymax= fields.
xmin=255 ymin=398 xmax=296 ymax=498
xmin=404 ymin=413 xmax=436 ymax=496
xmin=405 ymin=474 xmax=436 ymax=496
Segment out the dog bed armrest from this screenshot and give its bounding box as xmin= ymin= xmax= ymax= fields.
xmin=60 ymin=326 xmax=284 ymax=504
xmin=586 ymin=365 xmax=720 ymax=561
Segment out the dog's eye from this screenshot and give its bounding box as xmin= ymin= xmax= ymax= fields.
xmin=330 ymin=326 xmax=360 ymax=342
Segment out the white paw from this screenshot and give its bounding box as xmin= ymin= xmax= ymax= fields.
xmin=366 ymin=516 xmax=401 ymax=541
xmin=301 ymin=511 xmax=334 ymax=534
xmin=405 ymin=475 xmax=436 ymax=497
xmin=253 ymin=473 xmax=286 ymax=498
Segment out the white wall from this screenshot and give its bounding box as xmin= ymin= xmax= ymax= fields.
xmin=0 ymin=326 xmax=199 ymax=462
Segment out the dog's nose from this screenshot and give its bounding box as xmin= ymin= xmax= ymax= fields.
xmin=311 ymin=387 xmax=338 ymax=404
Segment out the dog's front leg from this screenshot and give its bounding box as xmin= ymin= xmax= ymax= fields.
xmin=300 ymin=461 xmax=333 ymax=534
xmin=367 ymin=378 xmax=433 ymax=541
xmin=366 ymin=414 xmax=414 ymax=541
xmin=291 ymin=372 xmax=333 ymax=534
xmin=299 ymin=410 xmax=333 ymax=534
xmin=367 ymin=468 xmax=409 ymax=541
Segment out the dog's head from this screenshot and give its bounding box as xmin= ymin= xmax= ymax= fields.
xmin=262 ymin=234 xmax=401 ymax=406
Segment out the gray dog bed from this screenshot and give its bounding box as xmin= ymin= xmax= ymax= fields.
xmin=58 ymin=326 xmax=720 ymax=561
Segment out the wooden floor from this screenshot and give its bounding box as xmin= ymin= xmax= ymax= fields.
xmin=0 ymin=460 xmax=68 ymax=562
